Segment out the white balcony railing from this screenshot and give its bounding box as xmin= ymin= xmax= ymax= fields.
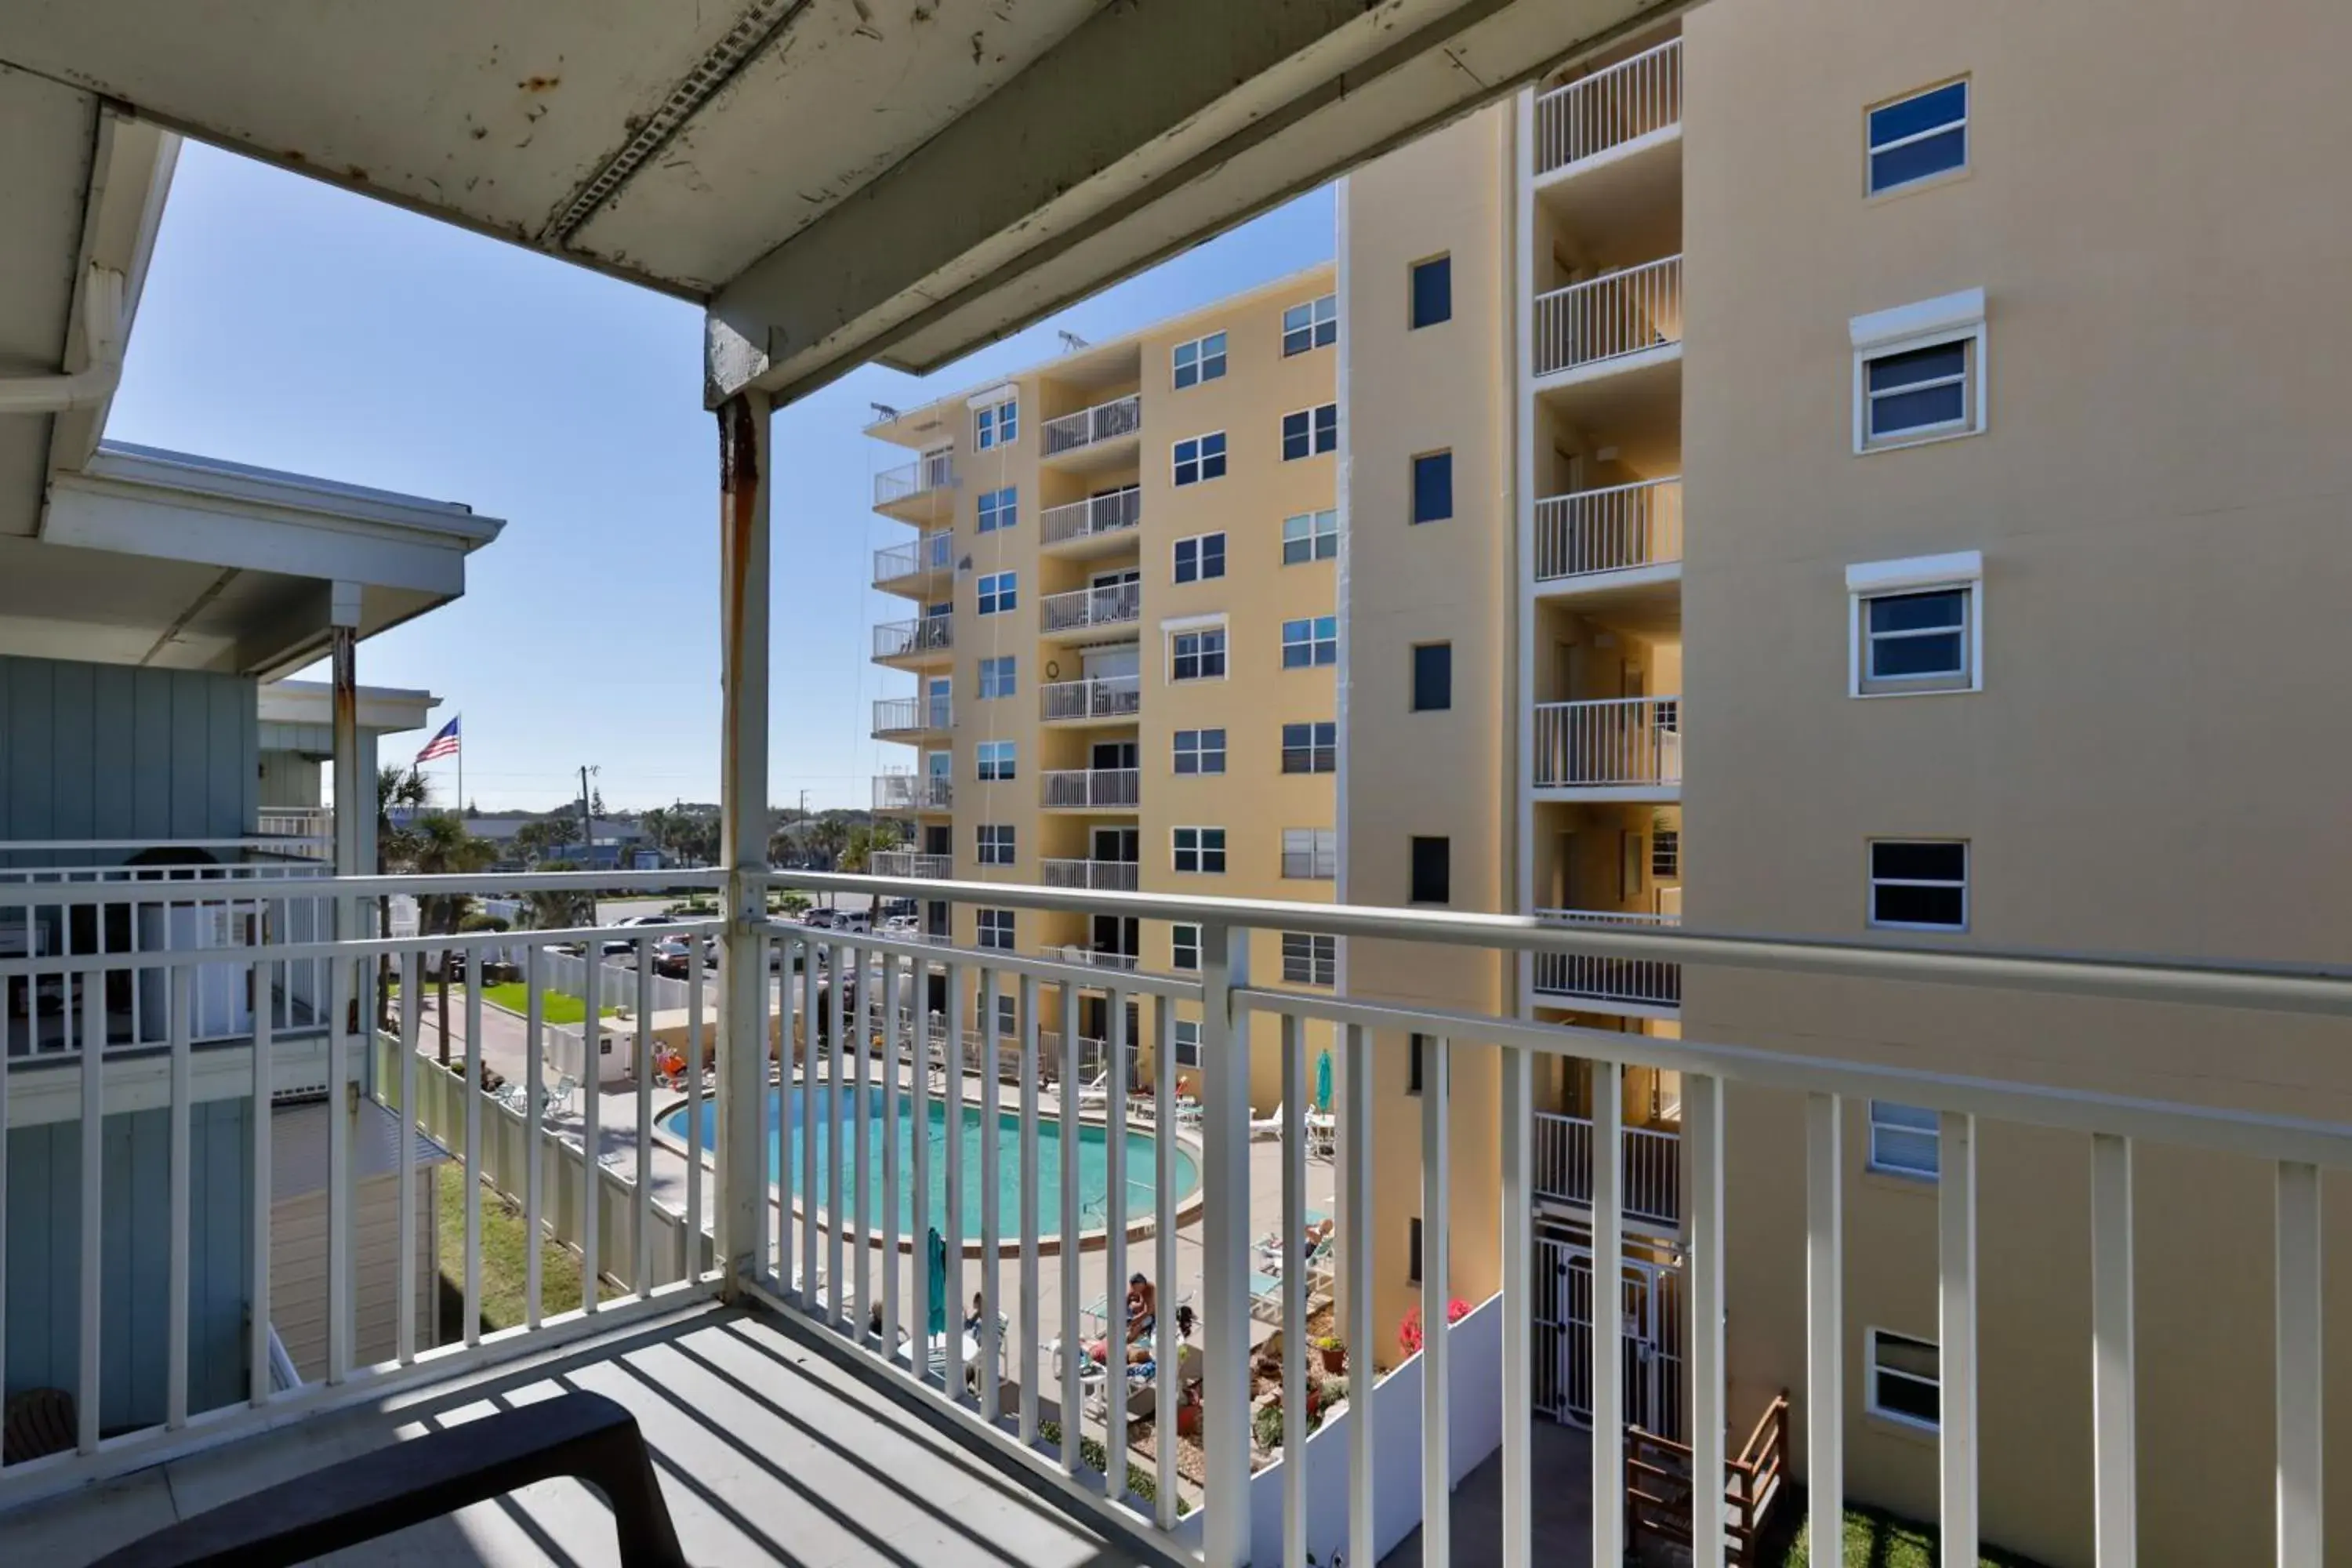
xmin=872 ymin=528 xmax=955 ymax=586
xmin=1533 ymin=695 xmax=1682 ymax=788
xmin=1040 ymin=394 xmax=1142 ymax=458
xmin=1534 ymin=36 xmax=1682 ymax=175
xmin=1534 ymin=477 xmax=1684 ymax=582
xmin=1534 ymin=1110 xmax=1682 ymax=1227
xmin=873 ymin=451 xmax=956 ymax=508
xmin=1039 ymin=673 xmax=1142 ymax=723
xmin=1531 ymin=909 xmax=1682 ymax=1007
xmin=1534 ymin=255 xmax=1682 ymax=378
xmin=1040 ymin=487 xmax=1142 ymax=547
xmin=872 ymin=615 xmax=953 ymax=661
xmin=1036 ymin=944 xmax=1142 ymax=972
xmin=1040 ymin=768 xmax=1140 ymax=809
xmin=872 ymin=695 xmax=952 ymax=735
xmin=3 ymin=863 xmax=2344 ymax=1568
xmin=1039 ymin=857 xmax=1140 ymax=891
xmin=866 ymin=850 xmax=952 ymax=880
xmin=872 ymin=771 xmax=953 ymax=813
xmin=1040 ymin=581 xmax=1142 ymax=635
xmin=254 ymin=807 xmax=334 ymax=858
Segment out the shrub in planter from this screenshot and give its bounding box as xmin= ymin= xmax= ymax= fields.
xmin=1312 ymin=1334 xmax=1346 ymax=1375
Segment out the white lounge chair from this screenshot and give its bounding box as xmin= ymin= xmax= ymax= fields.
xmin=1247 ymin=1102 xmax=1284 ymax=1140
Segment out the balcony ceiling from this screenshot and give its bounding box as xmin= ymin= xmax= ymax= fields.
xmin=0 ymin=0 xmax=1679 ymax=405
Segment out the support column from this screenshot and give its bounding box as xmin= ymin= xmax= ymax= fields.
xmin=715 ymin=390 xmax=772 ymax=1298
xmin=326 ymin=581 xmax=363 ymax=1376
xmin=328 ymin=579 xmax=365 ymax=996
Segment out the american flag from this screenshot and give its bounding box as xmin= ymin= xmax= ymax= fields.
xmin=415 ymin=716 xmax=461 ymax=763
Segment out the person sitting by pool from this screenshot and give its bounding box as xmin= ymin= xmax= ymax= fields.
xmin=1088 ymin=1274 xmax=1157 ymax=1363
xmin=1301 ymin=1217 xmax=1335 ymax=1259
xmin=964 ymin=1291 xmax=985 ymax=1334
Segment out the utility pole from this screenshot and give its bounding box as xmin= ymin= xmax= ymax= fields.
xmin=579 ymin=765 xmax=597 ymax=864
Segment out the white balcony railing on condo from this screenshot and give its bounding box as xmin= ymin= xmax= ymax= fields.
xmin=1040 ymin=768 xmax=1141 ymax=810
xmin=1039 ymin=673 xmax=1142 ymax=723
xmin=866 ymin=850 xmax=951 ymax=880
xmin=1040 ymin=580 xmax=1142 ymax=634
xmin=1534 ymin=1110 xmax=1682 ymax=1227
xmin=253 ymin=807 xmax=334 ymax=859
xmin=1534 ymin=36 xmax=1682 ymax=175
xmin=1039 ymin=856 xmax=1140 ymax=891
xmin=871 ymin=771 xmax=953 ymax=813
xmin=873 ymin=451 xmax=956 ymax=508
xmin=872 ymin=615 xmax=953 ymax=661
xmin=1531 ymin=909 xmax=1682 ymax=1007
xmin=872 ymin=695 xmax=952 ymax=735
xmin=3 ymin=862 xmax=2343 ymax=1568
xmin=1040 ymin=487 xmax=1142 ymax=547
xmin=1040 ymin=393 xmax=1142 ymax=457
xmin=1036 ymin=944 xmax=1142 ymax=973
xmin=1534 ymin=255 xmax=1683 ymax=378
xmin=872 ymin=529 xmax=955 ymax=586
xmin=1534 ymin=695 xmax=1683 ymax=788
xmin=1534 ymin=477 xmax=1685 ymax=582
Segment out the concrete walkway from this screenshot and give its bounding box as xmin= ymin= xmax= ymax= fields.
xmin=1379 ymin=1421 xmax=1595 ymax=1567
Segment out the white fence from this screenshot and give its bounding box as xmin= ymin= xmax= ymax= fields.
xmin=1040 ymin=393 xmax=1142 ymax=457
xmin=1534 ymin=255 xmax=1683 ymax=378
xmin=1534 ymin=477 xmax=1683 ymax=582
xmin=868 ymin=850 xmax=952 ymax=880
xmin=1532 ymin=696 xmax=1683 ymax=788
xmin=1040 ymin=581 xmax=1142 ymax=635
xmin=1041 ymin=768 xmax=1140 ymax=809
xmin=1534 ymin=1111 xmax=1682 ymax=1227
xmin=873 ymin=452 xmax=955 ymax=508
xmin=872 ymin=695 xmax=951 ymax=735
xmin=873 ymin=772 xmax=953 ymax=812
xmin=873 ymin=615 xmax=952 ymax=660
xmin=1534 ymin=36 xmax=1682 ymax=175
xmin=872 ymin=528 xmax=953 ymax=585
xmin=538 ymin=947 xmax=695 ymax=1015
xmin=1040 ymin=673 xmax=1141 ymax=723
xmin=1040 ymin=858 xmax=1141 ymax=891
xmin=1530 ymin=909 xmax=1682 ymax=1007
xmin=1040 ymin=487 xmax=1142 ymax=546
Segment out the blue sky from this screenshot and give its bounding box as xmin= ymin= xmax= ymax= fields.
xmin=108 ymin=142 xmax=1334 ymax=814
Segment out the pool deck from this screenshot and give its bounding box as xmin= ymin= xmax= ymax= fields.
xmin=397 ymin=989 xmax=1335 ymax=1489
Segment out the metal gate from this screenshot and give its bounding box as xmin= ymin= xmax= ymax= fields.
xmin=1532 ymin=1236 xmax=1686 ymax=1439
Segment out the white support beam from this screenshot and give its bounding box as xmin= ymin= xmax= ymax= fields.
xmin=1940 ymin=1111 xmax=1979 ymax=1566
xmin=1199 ymin=922 xmax=1253 ymax=1568
xmin=2278 ymin=1160 xmax=2324 ymax=1568
xmin=1499 ymin=1044 xmax=1534 ymax=1568
xmin=1688 ymin=1074 xmax=1727 ymax=1564
xmin=1807 ymin=1091 xmax=1844 ymax=1568
xmin=1591 ymin=1058 xmax=1624 ymax=1563
xmin=2090 ymin=1133 xmax=2135 ymax=1568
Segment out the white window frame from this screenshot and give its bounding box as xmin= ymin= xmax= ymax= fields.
xmin=1851 ymin=289 xmax=1987 ymax=453
xmin=1867 ymin=838 xmax=1969 ymax=932
xmin=1172 ymin=826 xmax=1227 ymax=875
xmin=1283 ymin=293 xmax=1338 ymax=356
xmin=1171 ymin=1018 xmax=1203 ymax=1067
xmin=970 ymin=386 xmax=1018 ymax=449
xmin=976 ymin=908 xmax=1015 ymax=951
xmin=976 ymin=569 xmax=1017 ymax=615
xmin=1173 ymin=728 xmax=1227 ymax=775
xmin=1281 ymin=827 xmax=1338 ymax=880
xmin=1281 ymin=931 xmax=1337 ymax=986
xmin=1171 ymin=924 xmax=1201 ymax=973
xmin=1846 ymin=551 xmax=1984 ymax=698
xmin=1280 ymin=720 xmax=1336 ymax=775
xmin=1172 ymin=331 xmax=1228 ymax=389
xmin=978 ymin=655 xmax=1016 ymax=699
xmin=1866 ymin=78 xmax=1969 ymax=198
xmin=1280 ymin=402 xmax=1338 ymax=462
xmin=1174 ymin=532 xmax=1227 ymax=584
xmin=975 ymin=739 xmax=1016 ymax=782
xmin=1281 ymin=615 xmax=1338 ymax=670
xmin=1165 ymin=615 xmax=1229 ymax=683
xmin=1865 ymin=1328 xmax=1942 ymax=1433
xmin=976 ymin=485 xmax=1017 ymax=533
xmin=1173 ymin=431 xmax=1228 ymax=486
xmin=1282 ymin=509 xmax=1339 ymax=565
xmin=1867 ymin=1101 xmax=1941 ymax=1181
xmin=976 ymin=824 xmax=1016 ymax=866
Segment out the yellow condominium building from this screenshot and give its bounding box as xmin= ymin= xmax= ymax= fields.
xmin=865 ymin=268 xmax=1342 ymax=1109
xmin=1337 ymin=2 xmax=2352 ymax=1563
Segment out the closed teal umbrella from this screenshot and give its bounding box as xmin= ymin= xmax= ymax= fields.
xmin=1315 ymin=1048 xmax=1333 ymax=1112
xmin=926 ymin=1226 xmax=948 ymax=1337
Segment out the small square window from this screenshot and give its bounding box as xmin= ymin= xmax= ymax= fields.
xmin=1282 ymin=404 xmax=1338 ymax=461
xmin=1281 ymin=828 xmax=1338 ymax=880
xmin=975 ymin=398 xmax=1018 ymax=448
xmin=1868 ymin=1102 xmax=1941 ymax=1180
xmin=1281 ymin=615 xmax=1338 ymax=670
xmin=1174 ymin=826 xmax=1227 ymax=875
xmin=976 ymin=485 xmax=1017 ymax=532
xmin=1868 ymin=840 xmax=1967 ymax=931
xmin=1281 ymin=931 xmax=1337 ymax=986
xmin=1172 ymin=1018 xmax=1203 ymax=1067
xmin=1173 ymin=331 xmax=1228 ymax=389
xmin=1651 ymin=829 xmax=1680 ymax=879
xmin=1174 ymin=432 xmax=1229 ymax=486
xmin=1282 ymin=509 xmax=1339 ymax=566
xmin=975 ymin=739 xmax=1015 ymax=782
xmin=975 ymin=825 xmax=1017 ymax=866
xmin=1411 ymin=451 xmax=1453 ymax=524
xmin=1280 ymin=720 xmax=1336 ymax=775
xmin=976 ymin=571 xmax=1017 ymax=615
xmin=1859 ymin=585 xmax=1975 ymax=694
xmin=977 ymin=908 xmax=1015 ymax=951
xmin=1867 ymin=79 xmax=1968 ymax=196
xmin=1411 ymin=643 xmax=1453 ymax=712
xmin=1174 ymin=532 xmax=1227 ymax=583
xmin=1283 ymin=294 xmax=1338 ymax=357
xmin=1410 ymin=255 xmax=1453 ymax=328
xmin=1410 ymin=837 xmax=1450 ymax=904
xmin=1171 ymin=924 xmax=1202 ymax=973
xmin=1173 ymin=728 xmax=1227 ymax=775
xmin=1867 ymin=1330 xmax=1941 ymax=1432
xmin=1171 ymin=628 xmax=1228 ymax=682
xmin=978 ymin=655 xmax=1017 ymax=699
xmin=1864 ymin=340 xmax=1972 ymax=445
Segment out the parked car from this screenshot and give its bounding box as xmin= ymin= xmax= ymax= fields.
xmin=652 ymin=936 xmax=697 ymax=978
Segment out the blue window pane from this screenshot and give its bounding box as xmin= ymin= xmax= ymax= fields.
xmin=1867 ymin=343 xmax=1966 ymax=392
xmin=1871 ymin=383 xmax=1965 ymax=435
xmin=1201 ymin=433 xmax=1227 ymax=478
xmin=1871 ymin=841 xmax=1965 ymax=883
xmin=1869 ymin=590 xmax=1965 ymax=633
xmin=1410 ymin=256 xmax=1453 ymax=328
xmin=1868 ymin=81 xmax=1966 ymax=148
xmin=1871 ymin=127 xmax=1966 ymax=192
xmin=1871 ymin=632 xmax=1965 ymax=677
xmin=1412 ymin=452 xmax=1453 ymax=523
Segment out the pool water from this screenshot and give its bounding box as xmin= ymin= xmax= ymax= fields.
xmin=658 ymin=1083 xmax=1200 ymax=1241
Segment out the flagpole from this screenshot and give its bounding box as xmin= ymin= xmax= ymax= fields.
xmin=455 ymin=712 xmax=462 ymax=821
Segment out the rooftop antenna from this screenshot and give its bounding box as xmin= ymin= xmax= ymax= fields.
xmin=1057 ymin=330 xmax=1089 ymax=354
xmin=869 ymin=401 xmax=900 ymax=422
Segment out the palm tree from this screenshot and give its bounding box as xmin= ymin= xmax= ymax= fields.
xmin=408 ymin=811 xmax=496 ymax=1065
xmin=375 ymin=765 xmax=429 ymax=1029
xmin=521 ymin=859 xmax=594 ymax=931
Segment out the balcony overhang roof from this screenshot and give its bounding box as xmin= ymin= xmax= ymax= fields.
xmin=0 ymin=0 xmax=1675 ymax=408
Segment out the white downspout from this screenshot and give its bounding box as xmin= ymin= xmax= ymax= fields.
xmin=0 ymin=264 xmax=126 ymax=415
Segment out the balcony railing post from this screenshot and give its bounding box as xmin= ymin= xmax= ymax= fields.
xmin=717 ymin=390 xmax=773 ymax=1298
xmin=1199 ymin=920 xmax=1252 ymax=1568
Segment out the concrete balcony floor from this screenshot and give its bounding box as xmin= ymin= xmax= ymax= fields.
xmin=8 ymin=1304 xmax=1163 ymax=1568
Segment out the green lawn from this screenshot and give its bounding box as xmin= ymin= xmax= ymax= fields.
xmin=435 ymin=1163 xmax=620 ymax=1337
xmin=477 ymin=981 xmax=615 ymax=1025
xmin=1768 ymin=1499 xmax=2051 ymax=1568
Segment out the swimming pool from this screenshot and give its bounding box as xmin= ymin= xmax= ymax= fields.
xmin=656 ymin=1083 xmax=1201 ymax=1243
